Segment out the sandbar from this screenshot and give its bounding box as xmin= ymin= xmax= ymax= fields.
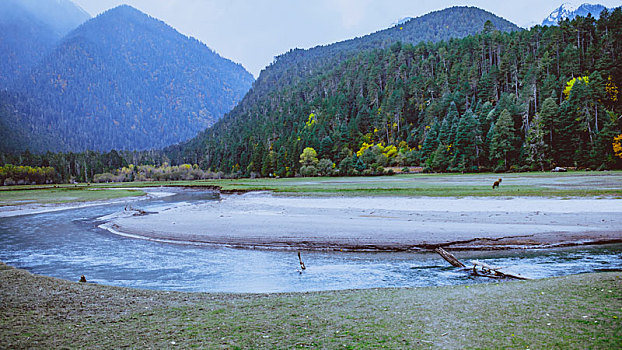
xmin=102 ymin=192 xmax=622 ymax=250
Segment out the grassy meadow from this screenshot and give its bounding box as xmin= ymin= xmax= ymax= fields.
xmin=1 ymin=263 xmax=620 ymax=349
xmin=192 ymin=171 xmax=622 ymax=197
xmin=0 ymin=171 xmax=622 ymax=206
xmin=3 ymin=171 xmax=621 ymax=207
xmin=0 ymin=186 xmax=145 ymax=207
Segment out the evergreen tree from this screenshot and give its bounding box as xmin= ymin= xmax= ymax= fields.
xmin=319 ymin=136 xmax=334 ymax=159
xmin=525 ymin=114 xmax=549 ymax=171
xmin=420 ymin=121 xmax=440 ymax=158
xmin=438 ymin=102 xmax=459 ymax=146
xmin=451 ymin=109 xmax=480 ymax=171
xmin=490 ymin=109 xmax=518 ymax=170
xmin=429 ymin=144 xmax=451 ymax=172
xmin=539 ymin=96 xmax=559 ymax=157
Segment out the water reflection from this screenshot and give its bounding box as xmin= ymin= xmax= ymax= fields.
xmin=0 ymin=189 xmax=620 ymax=293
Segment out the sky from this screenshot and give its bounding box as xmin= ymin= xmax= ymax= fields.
xmin=71 ymin=0 xmax=622 ymax=77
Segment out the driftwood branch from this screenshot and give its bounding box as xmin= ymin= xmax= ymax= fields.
xmin=298 ymin=252 xmax=306 ymax=270
xmin=470 ymin=260 xmax=531 ymax=280
xmin=433 ymin=247 xmax=530 ymax=280
xmin=434 ymin=247 xmax=465 ymax=267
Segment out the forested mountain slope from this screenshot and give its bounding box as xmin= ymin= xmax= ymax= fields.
xmin=7 ymin=5 xmax=254 ymax=152
xmin=170 ymin=9 xmax=622 ymax=176
xmin=0 ymin=92 xmax=66 ymax=153
xmin=248 ymin=6 xmax=520 ymax=102
xmin=0 ymin=0 xmax=89 ymax=88
xmin=170 ymin=7 xmax=521 ymax=168
xmin=167 ymin=6 xmax=520 ymax=170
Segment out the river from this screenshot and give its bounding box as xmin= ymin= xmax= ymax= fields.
xmin=1 ymin=188 xmax=620 ymax=293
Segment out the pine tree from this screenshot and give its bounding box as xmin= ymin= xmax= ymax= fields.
xmin=420 ymin=121 xmax=440 ymax=158
xmin=525 ymin=114 xmax=549 ymax=171
xmin=319 ymin=136 xmax=334 ymax=159
xmin=539 ymin=96 xmax=559 ymax=156
xmin=438 ymin=102 xmax=459 ymax=146
xmin=451 ymin=109 xmax=480 ymax=171
xmin=429 ymin=144 xmax=450 ymax=172
xmin=490 ymin=109 xmax=518 ymax=170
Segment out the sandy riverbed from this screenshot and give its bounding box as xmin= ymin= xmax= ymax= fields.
xmin=102 ymin=192 xmax=622 ymax=250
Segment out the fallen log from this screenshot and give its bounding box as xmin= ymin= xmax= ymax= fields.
xmin=434 ymin=247 xmax=465 ymax=268
xmin=433 ymin=247 xmax=530 ymax=280
xmin=470 ymin=260 xmax=531 ymax=280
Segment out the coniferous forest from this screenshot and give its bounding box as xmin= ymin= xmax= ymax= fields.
xmin=168 ymin=9 xmax=622 ymax=177
xmin=2 ymin=6 xmax=622 ymax=183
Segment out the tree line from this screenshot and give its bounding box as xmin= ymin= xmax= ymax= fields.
xmin=0 ymin=150 xmax=168 ymax=184
xmin=168 ymin=10 xmax=622 ymax=176
xmin=0 ymin=164 xmax=56 ymax=185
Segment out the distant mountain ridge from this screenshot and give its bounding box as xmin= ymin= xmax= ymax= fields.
xmin=542 ymin=3 xmax=611 ymax=26
xmin=170 ymin=6 xmax=522 ymax=166
xmin=0 ymin=0 xmax=90 ymax=88
xmin=7 ymin=0 xmax=90 ymax=37
xmin=4 ymin=5 xmax=254 ymax=152
xmin=252 ymin=6 xmax=519 ymax=101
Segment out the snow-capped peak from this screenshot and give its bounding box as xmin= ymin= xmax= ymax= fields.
xmin=542 ymin=3 xmax=609 ymax=26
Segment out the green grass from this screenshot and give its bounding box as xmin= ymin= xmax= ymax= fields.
xmin=0 ymin=187 xmax=145 ymax=206
xmin=183 ymin=171 xmax=622 ymax=197
xmin=1 ymin=262 xmax=620 ymax=349
xmin=1 ymin=171 xmax=621 ymax=205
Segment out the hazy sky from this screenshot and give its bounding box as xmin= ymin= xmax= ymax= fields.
xmin=71 ymin=1 xmax=622 ymax=77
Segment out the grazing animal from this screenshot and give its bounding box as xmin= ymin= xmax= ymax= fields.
xmin=492 ymin=178 xmax=502 ymax=189
xmin=79 ymin=275 xmax=87 ymax=283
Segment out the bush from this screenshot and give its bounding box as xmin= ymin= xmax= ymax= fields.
xmin=300 ymin=165 xmax=318 ymax=177
xmin=317 ymin=159 xmax=334 ymax=176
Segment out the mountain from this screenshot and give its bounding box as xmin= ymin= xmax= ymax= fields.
xmin=0 ymin=91 xmax=65 ymax=153
xmin=249 ymin=7 xmax=519 ymax=103
xmin=542 ymin=3 xmax=608 ymax=26
xmin=168 ymin=6 xmax=622 ymax=175
xmin=0 ymin=0 xmax=90 ymax=87
xmin=8 ymin=5 xmax=254 ymax=152
xmin=168 ymin=6 xmax=522 ymax=168
xmin=7 ymin=0 xmax=90 ymax=37
xmin=391 ymin=17 xmax=413 ymax=27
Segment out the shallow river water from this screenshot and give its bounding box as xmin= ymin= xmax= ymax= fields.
xmin=1 ymin=189 xmax=621 ymax=293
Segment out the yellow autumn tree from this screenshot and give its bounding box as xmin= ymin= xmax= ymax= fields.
xmin=613 ymin=134 xmax=622 ymax=159
xmin=563 ymin=76 xmax=589 ymax=99
xmin=299 ymin=147 xmax=319 ymax=166
xmin=605 ymin=75 xmax=619 ymax=102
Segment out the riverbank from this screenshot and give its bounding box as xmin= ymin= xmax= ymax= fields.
xmin=1 ymin=262 xmax=619 ymax=348
xmin=0 ymin=188 xmax=172 ymax=218
xmin=102 ymin=192 xmax=622 ymax=251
